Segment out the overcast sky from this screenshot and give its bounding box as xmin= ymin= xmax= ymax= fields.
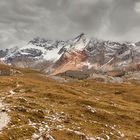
xmin=0 ymin=0 xmax=140 ymax=48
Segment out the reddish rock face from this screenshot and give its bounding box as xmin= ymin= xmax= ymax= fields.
xmin=52 ymin=50 xmax=88 ymax=75
xmin=125 ymin=63 xmax=140 ymax=72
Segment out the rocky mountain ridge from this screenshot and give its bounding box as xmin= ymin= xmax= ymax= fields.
xmin=0 ymin=33 xmax=140 ymax=76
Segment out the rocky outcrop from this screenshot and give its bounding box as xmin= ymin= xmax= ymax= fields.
xmin=0 ymin=64 xmax=21 ymax=76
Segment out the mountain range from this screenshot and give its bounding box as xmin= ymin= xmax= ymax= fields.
xmin=0 ymin=34 xmax=140 ymax=139
xmin=0 ymin=33 xmax=140 ymax=78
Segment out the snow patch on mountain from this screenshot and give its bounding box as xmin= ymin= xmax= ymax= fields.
xmin=43 ymin=47 xmax=62 ymax=61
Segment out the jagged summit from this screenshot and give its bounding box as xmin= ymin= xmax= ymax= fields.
xmin=74 ymin=33 xmax=86 ymax=40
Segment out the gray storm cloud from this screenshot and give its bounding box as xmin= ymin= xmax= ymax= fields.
xmin=0 ymin=0 xmax=140 ymax=48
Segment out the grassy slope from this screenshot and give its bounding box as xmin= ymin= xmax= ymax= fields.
xmin=0 ymin=65 xmax=139 ymax=140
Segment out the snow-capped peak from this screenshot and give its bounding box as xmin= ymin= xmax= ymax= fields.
xmin=66 ymin=33 xmax=90 ymax=52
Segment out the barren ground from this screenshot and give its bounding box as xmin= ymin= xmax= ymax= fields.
xmin=0 ymin=67 xmax=139 ymax=140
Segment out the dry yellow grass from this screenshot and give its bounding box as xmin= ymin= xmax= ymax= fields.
xmin=0 ymin=65 xmax=139 ymax=140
